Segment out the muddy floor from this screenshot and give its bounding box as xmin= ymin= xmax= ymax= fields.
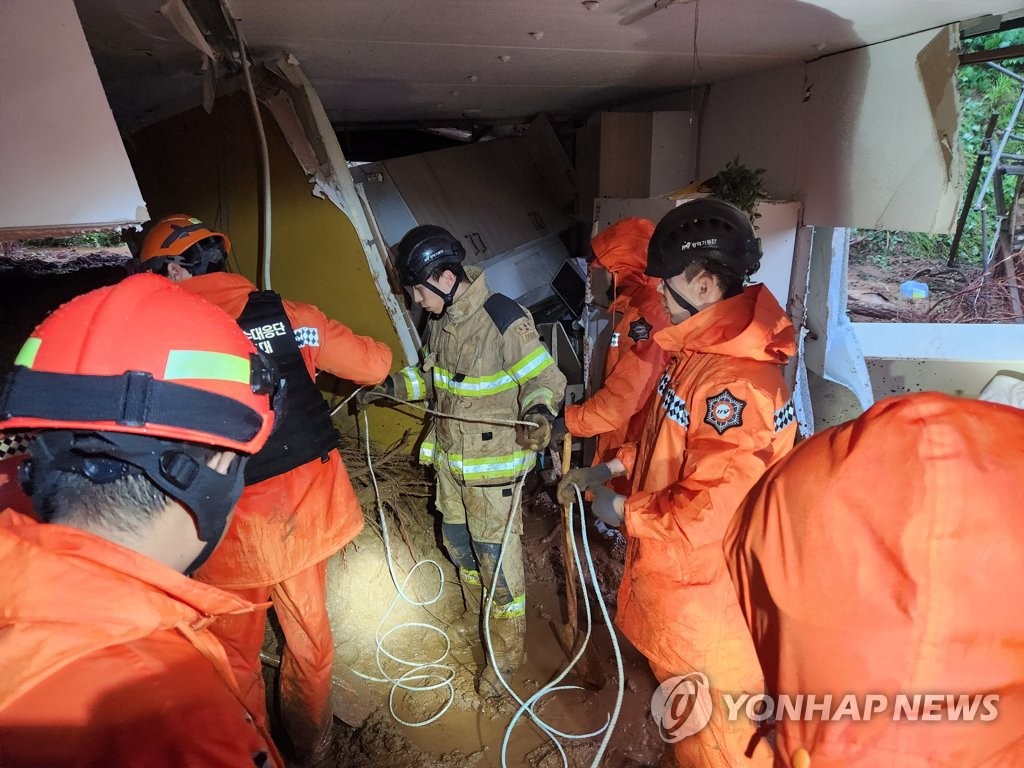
xmin=271 ymin=477 xmax=665 ymax=768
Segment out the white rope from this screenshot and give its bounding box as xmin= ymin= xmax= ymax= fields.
xmin=497 ymin=481 xmax=625 ymax=768
xmin=354 ymin=399 xmax=625 ymax=761
xmin=376 ymin=391 xmax=536 ymax=428
xmin=352 ymin=409 xmax=455 ymax=727
xmin=330 ymin=386 xmax=364 ymax=417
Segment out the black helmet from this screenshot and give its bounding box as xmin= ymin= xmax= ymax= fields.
xmin=646 ymin=198 xmax=761 ymax=281
xmin=396 ymin=225 xmax=466 ymax=287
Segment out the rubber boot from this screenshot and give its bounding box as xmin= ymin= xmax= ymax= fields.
xmin=442 ymin=522 xmax=482 ymax=637
xmin=449 ymin=566 xmax=483 ymax=640
xmin=473 ymin=538 xmax=527 ymax=698
xmin=477 ymin=613 xmax=526 ymax=698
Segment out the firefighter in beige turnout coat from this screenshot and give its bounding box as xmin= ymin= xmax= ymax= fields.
xmin=362 ymin=225 xmax=566 ymax=696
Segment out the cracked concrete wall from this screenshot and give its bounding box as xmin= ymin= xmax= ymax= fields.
xmin=701 ymin=26 xmax=964 ymax=234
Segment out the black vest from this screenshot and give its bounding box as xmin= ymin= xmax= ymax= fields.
xmin=235 ymin=291 xmax=338 ymax=485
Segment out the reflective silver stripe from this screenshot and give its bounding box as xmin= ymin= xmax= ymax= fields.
xmin=420 ymin=443 xmax=536 ymax=480
xmin=402 ymin=366 xmax=425 ymax=400
xmin=433 ymin=367 xmax=517 ymax=396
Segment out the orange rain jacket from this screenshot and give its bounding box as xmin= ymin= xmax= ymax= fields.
xmin=726 ymin=393 xmax=1024 ymax=768
xmin=181 ymin=272 xmax=393 ymax=588
xmin=565 ymin=218 xmax=668 ymax=467
xmin=0 ymin=508 xmax=281 ymax=767
xmin=617 ymin=284 xmax=797 ymax=767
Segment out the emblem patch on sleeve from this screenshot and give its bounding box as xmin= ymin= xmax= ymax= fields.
xmin=628 ymin=317 xmax=652 ymax=342
xmin=704 ymin=389 xmax=746 ymax=434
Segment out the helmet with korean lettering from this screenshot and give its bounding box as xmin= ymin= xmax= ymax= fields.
xmin=396 ymin=225 xmax=466 ymax=287
xmin=395 ymin=224 xmax=467 ymax=307
xmin=646 ymin=198 xmax=761 ymax=282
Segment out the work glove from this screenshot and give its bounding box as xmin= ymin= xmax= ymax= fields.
xmin=591 ymin=485 xmax=625 ymax=528
xmin=354 ymin=385 xmax=388 ymax=410
xmin=516 ymin=413 xmax=552 ymax=452
xmin=549 ymin=416 xmax=568 ymax=447
xmin=557 ymin=462 xmax=613 ymax=506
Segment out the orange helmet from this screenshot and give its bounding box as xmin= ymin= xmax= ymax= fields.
xmin=138 ymin=213 xmax=231 ymax=276
xmin=0 ymin=273 xmax=275 ymax=452
xmin=591 ymin=216 xmax=657 ymax=290
xmin=0 ymin=274 xmax=279 ymax=570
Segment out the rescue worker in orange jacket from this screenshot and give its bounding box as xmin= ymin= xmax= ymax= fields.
xmin=726 ymin=391 xmax=1024 ymax=768
xmin=138 ymin=214 xmax=393 ymax=758
xmin=0 ymin=274 xmax=282 ymax=767
xmin=558 ymin=198 xmax=797 ymax=768
xmin=564 ymin=217 xmax=668 ymax=492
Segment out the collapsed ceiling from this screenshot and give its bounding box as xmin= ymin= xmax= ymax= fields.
xmin=75 ymin=0 xmax=1024 ymax=134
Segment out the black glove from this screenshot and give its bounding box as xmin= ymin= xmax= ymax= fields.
xmin=354 ymin=385 xmax=388 ymax=409
xmin=516 ymin=413 xmax=552 ymax=451
xmin=556 ymin=462 xmax=613 ymax=506
xmin=591 ymin=485 xmax=625 ymax=528
xmin=549 ymin=416 xmax=568 ymax=447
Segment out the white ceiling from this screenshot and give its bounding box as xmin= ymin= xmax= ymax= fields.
xmin=75 ymin=0 xmax=1024 ymax=131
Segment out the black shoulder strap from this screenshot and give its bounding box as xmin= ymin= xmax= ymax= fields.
xmin=483 ymin=293 xmax=527 ymax=334
xmin=236 ymin=291 xmax=338 ymax=485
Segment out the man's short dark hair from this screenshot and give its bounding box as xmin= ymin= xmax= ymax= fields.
xmin=30 ymin=464 xmax=171 ymax=536
xmin=425 ymin=263 xmax=464 ymax=283
xmin=682 ymin=257 xmax=745 ymax=299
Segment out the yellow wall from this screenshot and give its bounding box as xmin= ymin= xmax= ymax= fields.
xmin=130 ymin=92 xmax=421 ymax=448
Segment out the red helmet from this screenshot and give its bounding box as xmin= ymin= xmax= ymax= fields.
xmin=138 ymin=213 xmax=231 ymax=276
xmin=0 ymin=273 xmax=274 ymax=454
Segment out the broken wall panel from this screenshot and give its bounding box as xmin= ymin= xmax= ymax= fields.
xmin=700 ymin=26 xmax=964 ymax=233
xmin=803 ymin=26 xmax=963 ymax=231
xmin=128 ymin=93 xmax=420 ymax=448
xmin=0 ymin=0 xmax=146 ymax=236
xmin=700 ymin=65 xmax=806 ymax=201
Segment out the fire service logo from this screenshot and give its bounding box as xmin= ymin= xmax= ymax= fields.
xmin=650 ymin=673 xmax=714 ymax=743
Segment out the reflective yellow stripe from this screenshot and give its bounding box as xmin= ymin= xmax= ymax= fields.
xmin=490 ymin=594 xmax=526 ymax=618
xmin=433 ymin=367 xmax=517 ymax=396
xmin=460 ymin=567 xmax=482 ymax=586
xmin=14 ymin=338 xmax=41 ymax=368
xmin=509 ymin=346 xmax=554 ymax=383
xmin=164 ymin=350 xmax=251 ymax=384
xmin=419 ymin=442 xmax=536 ymax=481
xmin=520 ymin=386 xmax=555 ymax=414
xmin=431 ymin=347 xmax=555 ymax=398
xmin=401 ymin=366 xmax=425 ymax=400
xmin=419 ymin=441 xmax=435 ymax=464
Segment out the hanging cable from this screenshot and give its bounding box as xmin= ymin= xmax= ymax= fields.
xmin=234 ymin=25 xmax=273 ymax=290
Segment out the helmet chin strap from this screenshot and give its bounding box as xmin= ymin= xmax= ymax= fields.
xmin=664 ymin=279 xmax=701 ymax=318
xmin=421 ymin=271 xmax=463 ymax=309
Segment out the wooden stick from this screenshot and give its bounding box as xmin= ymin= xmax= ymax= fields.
xmin=560 ymin=433 xmax=580 ymax=643
xmin=556 ymin=433 xmax=607 ymax=689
